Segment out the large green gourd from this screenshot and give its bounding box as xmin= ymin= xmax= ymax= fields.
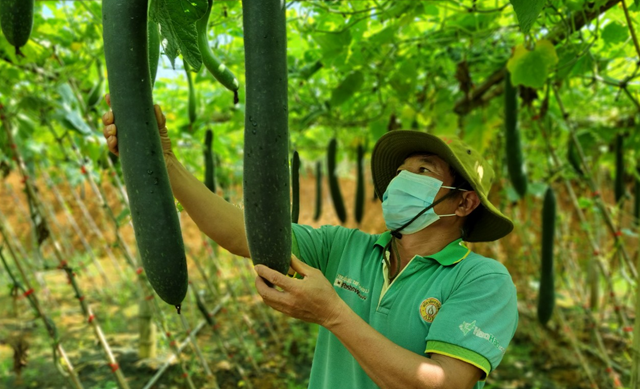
xmin=102 ymin=0 xmax=187 ymax=308
xmin=327 ymin=138 xmax=347 ymax=223
xmin=203 ymin=129 xmax=215 ymax=193
xmin=537 ymin=186 xmax=556 ymax=325
xmin=241 ymin=0 xmax=290 ymax=275
xmin=314 ymin=160 xmax=323 ymax=221
xmin=504 ymin=73 xmax=528 ymax=198
xmin=291 ymin=150 xmax=300 ymax=224
xmin=185 ymin=62 xmax=197 ymax=127
xmin=354 ymin=143 xmax=365 ymax=224
xmin=0 ymin=0 xmax=34 ymax=55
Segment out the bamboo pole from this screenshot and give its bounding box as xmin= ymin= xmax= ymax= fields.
xmin=0 ymin=196 xmax=53 ymax=306
xmin=138 ymin=296 xmax=157 ymax=359
xmin=221 ymin=279 xmax=263 ymax=373
xmin=142 ymin=298 xmax=228 ymax=389
xmin=3 ymin=182 xmax=47 ymax=272
xmin=66 ymin=179 xmax=126 ymax=278
xmin=177 ymin=215 xmax=262 ymax=376
xmin=3 ymin=120 xmax=131 ymax=389
xmin=120 ymin=261 xmax=198 ymax=389
xmin=192 ymin=286 xmax=253 ymax=388
xmin=41 ymin=168 xmax=113 ymax=287
xmin=0 ymin=226 xmax=85 ymax=389
xmin=38 ymin=195 xmax=112 ymax=302
xmin=237 ymin=255 xmax=283 ymax=347
xmin=179 ymin=296 xmax=215 ymax=379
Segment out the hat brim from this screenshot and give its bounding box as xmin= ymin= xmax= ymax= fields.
xmin=371 ymin=131 xmax=513 ymax=242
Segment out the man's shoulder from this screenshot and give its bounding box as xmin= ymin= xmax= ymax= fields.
xmin=293 ymin=223 xmax=382 ymax=245
xmin=457 ymin=249 xmax=513 ymax=278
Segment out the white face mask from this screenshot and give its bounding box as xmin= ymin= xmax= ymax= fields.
xmin=381 ymin=170 xmax=463 ymax=236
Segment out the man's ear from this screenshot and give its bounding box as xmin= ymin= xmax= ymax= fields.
xmin=456 ymin=191 xmax=481 ymax=217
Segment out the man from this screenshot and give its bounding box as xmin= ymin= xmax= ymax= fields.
xmin=103 ymin=97 xmax=518 ymax=389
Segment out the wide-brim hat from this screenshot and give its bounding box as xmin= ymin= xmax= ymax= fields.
xmin=371 ymin=130 xmax=513 ymax=242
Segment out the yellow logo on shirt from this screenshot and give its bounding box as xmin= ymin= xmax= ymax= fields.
xmin=419 ymin=297 xmax=441 ymax=323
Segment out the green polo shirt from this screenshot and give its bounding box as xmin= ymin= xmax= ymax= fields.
xmin=291 ymin=224 xmax=518 ymax=389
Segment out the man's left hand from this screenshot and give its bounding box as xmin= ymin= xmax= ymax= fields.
xmin=254 ymin=256 xmax=345 ymax=329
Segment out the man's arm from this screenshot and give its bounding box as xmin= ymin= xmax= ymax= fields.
xmin=102 ymin=96 xmax=250 ymax=258
xmin=255 ymin=257 xmax=482 ymax=389
xmin=165 ymin=156 xmax=250 ymax=258
xmin=329 ymin=307 xmax=482 ymax=389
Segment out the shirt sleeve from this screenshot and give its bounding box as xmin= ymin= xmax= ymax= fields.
xmin=425 ymin=266 xmax=518 ymax=379
xmin=291 ymin=223 xmax=344 ymax=275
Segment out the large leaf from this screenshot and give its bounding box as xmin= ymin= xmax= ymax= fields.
xmin=509 ymin=0 xmax=545 ymax=34
xmin=314 ymin=30 xmax=352 ymax=62
xmin=507 ymin=39 xmax=559 ymax=88
xmin=150 ymin=0 xmax=208 ymax=70
xmin=52 ymin=84 xmax=92 ymax=135
xmin=601 ymin=22 xmax=628 ymax=45
xmin=330 ymin=71 xmax=364 ymax=107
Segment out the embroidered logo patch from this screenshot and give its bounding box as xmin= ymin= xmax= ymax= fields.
xmin=459 ymin=320 xmax=505 ymax=353
xmin=333 ymin=274 xmax=369 ymax=301
xmin=419 ymin=297 xmax=441 ymax=323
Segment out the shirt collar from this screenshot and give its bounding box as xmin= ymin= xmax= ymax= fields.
xmin=375 ymin=232 xmax=471 ymax=267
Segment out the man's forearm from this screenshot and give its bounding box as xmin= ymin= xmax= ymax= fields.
xmin=328 ymin=307 xmax=445 ymax=389
xmin=165 ymin=154 xmax=250 ymax=257
xmin=328 ymin=305 xmax=477 ymax=389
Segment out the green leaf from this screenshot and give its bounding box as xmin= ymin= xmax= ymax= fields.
xmin=15 ymin=114 xmax=36 ymax=137
xmin=314 ymin=30 xmax=352 ymax=61
xmin=577 ymin=196 xmax=594 ymax=209
xmin=507 ymin=39 xmax=559 ymax=89
xmin=420 ymin=2 xmax=440 ymax=16
xmin=18 ymin=96 xmax=50 ymax=112
xmin=389 ymin=60 xmax=417 ymax=99
xmin=369 ymin=118 xmax=387 ymax=143
xmin=51 ymin=84 xmax=91 ymax=135
xmin=150 ymin=0 xmax=207 ymax=71
xmin=54 ymin=109 xmax=92 ymax=135
xmin=510 ymin=0 xmax=545 ymax=34
xmin=57 ymin=84 xmax=78 ymax=109
xmin=570 ymin=55 xmax=594 ymax=77
xmin=369 ymin=25 xmax=396 ymax=46
xmin=601 ymin=22 xmax=628 ymax=45
xmin=330 ymin=71 xmax=364 ymax=107
xmin=555 ymin=47 xmax=578 ymax=81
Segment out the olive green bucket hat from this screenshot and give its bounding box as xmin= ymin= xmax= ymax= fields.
xmin=371 ymin=130 xmax=513 ymax=242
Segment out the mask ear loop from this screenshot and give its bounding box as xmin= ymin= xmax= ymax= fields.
xmin=390 ymin=188 xmax=461 ymax=239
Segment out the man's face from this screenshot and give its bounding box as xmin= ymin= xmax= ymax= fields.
xmin=395 ymin=153 xmax=454 ymax=187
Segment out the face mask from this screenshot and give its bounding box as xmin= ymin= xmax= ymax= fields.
xmin=382 ymin=170 xmax=464 ymax=236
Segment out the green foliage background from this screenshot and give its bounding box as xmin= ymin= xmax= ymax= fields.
xmin=0 ymin=0 xmax=637 ymax=191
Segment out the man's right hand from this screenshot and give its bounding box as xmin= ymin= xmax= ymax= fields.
xmin=101 ymin=93 xmax=173 ymax=157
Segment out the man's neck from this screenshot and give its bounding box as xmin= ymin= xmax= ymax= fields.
xmin=392 ymin=225 xmax=461 ymax=268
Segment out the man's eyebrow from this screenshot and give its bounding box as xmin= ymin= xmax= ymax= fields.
xmin=414 ymin=156 xmax=443 ymax=171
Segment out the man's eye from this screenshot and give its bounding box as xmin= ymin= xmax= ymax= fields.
xmin=419 ymin=167 xmax=431 ymax=173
